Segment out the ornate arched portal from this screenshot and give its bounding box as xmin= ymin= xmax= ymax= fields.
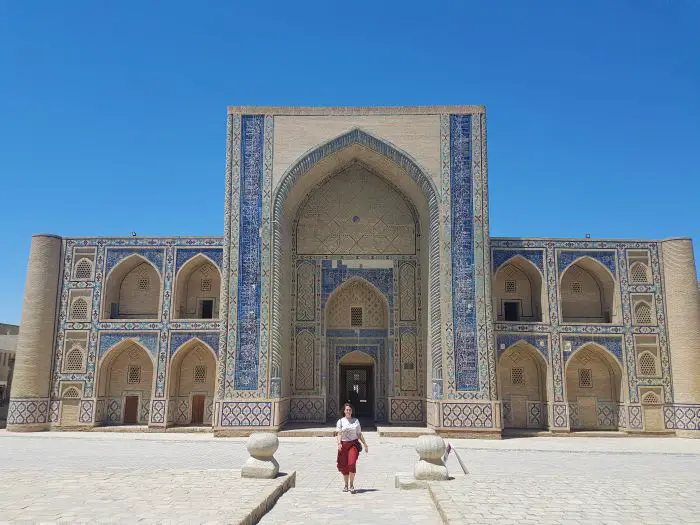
xmin=272 ymin=130 xmax=439 ymax=423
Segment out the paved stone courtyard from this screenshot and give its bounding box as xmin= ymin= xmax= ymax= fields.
xmin=1 ymin=430 xmax=699 ymax=524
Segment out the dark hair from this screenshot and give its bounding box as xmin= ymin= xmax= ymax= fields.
xmin=342 ymin=403 xmax=354 ymax=415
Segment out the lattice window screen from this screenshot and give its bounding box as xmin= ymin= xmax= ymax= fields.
xmin=74 ymin=258 xmax=93 ymax=279
xmin=630 ymin=263 xmax=649 ymax=283
xmin=63 ymin=388 xmax=80 ymax=399
xmin=634 ymin=302 xmax=653 ymax=324
xmin=350 ymin=307 xmax=363 ymax=327
xmin=200 ymin=279 xmax=212 ymax=292
xmin=638 ymin=352 xmax=658 ymax=376
xmin=571 ymin=281 xmax=583 ymax=295
xmin=579 ymin=368 xmax=593 ymax=388
xmin=138 ymin=278 xmax=150 ymax=291
xmin=505 ymin=280 xmax=517 ymax=294
xmin=127 ymin=365 xmax=141 ymax=384
xmin=193 ymin=365 xmax=207 ymax=384
xmin=70 ymin=298 xmax=90 ymax=320
xmin=65 ymin=348 xmax=84 ymax=372
xmin=511 ymin=367 xmax=525 ymax=385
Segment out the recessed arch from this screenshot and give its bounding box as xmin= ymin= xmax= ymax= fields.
xmin=565 ymin=342 xmax=624 ymax=430
xmin=167 ymin=338 xmax=216 ymax=426
xmin=102 ymin=254 xmax=163 ymax=320
xmin=96 ymin=339 xmax=155 ymax=426
xmin=271 ymin=128 xmax=441 ymax=400
xmin=172 ymin=253 xmax=222 ymax=320
xmin=560 ymin=257 xmax=618 ymax=324
xmin=497 ymin=341 xmax=548 ymax=429
xmin=325 ymin=276 xmax=390 ymax=330
xmin=493 ymin=255 xmax=545 ymax=322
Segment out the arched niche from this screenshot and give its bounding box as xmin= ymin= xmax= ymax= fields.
xmin=560 ymin=258 xmax=618 ymax=324
xmin=565 ymin=343 xmax=623 ymax=430
xmin=493 ymin=256 xmax=545 ymax=322
xmin=167 ymin=339 xmax=217 ymax=426
xmin=172 ymin=255 xmax=222 ymax=320
xmin=497 ymin=342 xmax=548 ymax=429
xmin=102 ymin=255 xmax=162 ymax=320
xmin=325 ymin=277 xmax=389 ymax=330
xmin=96 ymin=340 xmax=155 ymax=425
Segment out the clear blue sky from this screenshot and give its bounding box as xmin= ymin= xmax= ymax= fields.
xmin=0 ymin=1 xmax=698 ymax=324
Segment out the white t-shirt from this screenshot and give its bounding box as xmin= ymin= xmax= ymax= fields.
xmin=336 ymin=417 xmax=362 ymax=441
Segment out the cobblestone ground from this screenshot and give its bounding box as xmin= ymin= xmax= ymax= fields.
xmin=0 ymin=431 xmax=699 ymax=524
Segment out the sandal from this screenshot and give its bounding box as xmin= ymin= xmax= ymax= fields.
xmin=350 ymin=486 xmax=356 ymax=494
xmin=342 ymin=486 xmax=349 ymax=492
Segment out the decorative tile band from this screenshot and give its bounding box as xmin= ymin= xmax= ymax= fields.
xmin=234 ymin=115 xmax=264 ymax=390
xmin=442 ymin=402 xmax=493 ymax=428
xmin=105 ymin=248 xmax=165 ymax=276
xmin=557 ymin=250 xmax=617 ymax=276
xmin=174 ymin=248 xmax=223 ymax=274
xmin=98 ymin=332 xmax=159 ymax=360
xmin=492 ymin=249 xmax=545 ymax=274
xmin=450 ymin=115 xmax=477 ymax=391
xmin=664 ymin=404 xmax=700 ymax=430
xmin=561 ymin=335 xmax=624 ymax=364
xmin=219 ymin=401 xmax=272 ymax=427
xmin=6 ymin=399 xmax=50 ymax=425
xmin=169 ymin=332 xmax=220 ymax=356
xmin=496 ymin=333 xmax=549 ymax=359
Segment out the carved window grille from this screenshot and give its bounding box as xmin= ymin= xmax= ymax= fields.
xmin=63 ymin=387 xmax=80 ymax=399
xmin=193 ymin=365 xmax=206 ymax=384
xmin=511 ymin=367 xmax=525 ymax=385
xmin=138 ymin=278 xmax=150 ymax=291
xmin=74 ymin=258 xmax=93 ymax=280
xmin=571 ymin=281 xmax=583 ymax=295
xmin=70 ymin=298 xmax=90 ymax=320
xmin=65 ymin=348 xmax=84 ymax=372
xmin=630 ymin=262 xmax=649 ymax=283
xmin=350 ymin=307 xmax=363 ymax=327
xmin=505 ymin=280 xmax=517 ymax=294
xmin=634 ymin=302 xmax=653 ymax=325
xmin=642 ymin=391 xmax=661 ymax=405
xmin=200 ymin=279 xmax=212 ymax=292
xmin=579 ymin=368 xmax=593 ymax=388
xmin=127 ymin=365 xmax=141 ymax=384
xmin=638 ymin=352 xmax=658 ymax=377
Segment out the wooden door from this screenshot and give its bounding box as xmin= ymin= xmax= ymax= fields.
xmin=191 ymin=395 xmax=205 ymax=425
xmin=123 ymin=396 xmax=139 ymax=424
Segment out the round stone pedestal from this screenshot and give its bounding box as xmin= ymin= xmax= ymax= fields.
xmin=414 ymin=434 xmax=448 ymax=481
xmin=241 ymin=432 xmax=280 ymax=479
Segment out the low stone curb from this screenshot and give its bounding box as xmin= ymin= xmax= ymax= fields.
xmin=232 ymin=470 xmax=297 ymax=525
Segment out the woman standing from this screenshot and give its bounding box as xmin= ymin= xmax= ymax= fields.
xmin=336 ymin=403 xmax=369 ymax=493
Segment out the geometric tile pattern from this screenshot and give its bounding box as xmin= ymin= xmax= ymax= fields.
xmin=390 ymin=398 xmax=424 ymax=422
xmin=664 ymin=405 xmax=700 ymax=430
xmin=442 ymin=402 xmax=493 ymax=428
xmin=79 ymin=399 xmax=94 ymax=424
xmin=527 ymin=401 xmax=545 ymax=427
xmin=289 ymin=397 xmax=325 ymax=421
xmin=232 ymin=115 xmax=264 ymax=391
xmin=562 ymin=335 xmax=624 ymax=364
xmin=628 ymin=404 xmax=643 ymax=429
xmin=49 ymin=400 xmax=61 ymax=423
xmin=169 ymin=332 xmax=219 ymax=357
xmin=220 ymin=402 xmax=272 ymax=427
xmin=105 ymin=248 xmax=165 ymax=277
xmin=492 ymin=249 xmax=545 ymax=274
xmin=6 ymin=399 xmax=49 ymax=425
xmin=150 ymin=399 xmax=166 ymax=424
xmin=496 ymin=333 xmax=549 ymax=359
xmin=557 ymin=250 xmax=617 ymax=276
xmin=449 ymin=114 xmax=478 ymax=391
xmin=597 ymin=402 xmax=620 ymax=429
xmin=174 ymin=248 xmax=223 ymax=274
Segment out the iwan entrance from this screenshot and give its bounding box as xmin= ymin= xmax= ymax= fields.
xmin=340 ymin=365 xmax=373 ymax=418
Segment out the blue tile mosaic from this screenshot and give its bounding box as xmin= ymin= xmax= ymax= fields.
xmin=98 ymin=332 xmax=159 ymax=360
xmin=335 ymin=345 xmax=379 ymax=362
xmin=562 ymin=335 xmax=624 ymax=364
xmin=170 ymin=332 xmax=220 ymax=356
xmin=321 ymin=261 xmax=393 ymax=303
xmin=326 ymin=329 xmax=389 ymax=338
xmin=105 ymin=248 xmax=165 ymax=276
xmin=496 ymin=333 xmax=549 ymax=359
xmin=175 ymin=248 xmax=223 ymax=274
xmin=234 ymin=115 xmax=264 ymax=390
xmin=492 ymin=249 xmax=545 ymax=274
xmin=450 ymin=115 xmax=478 ymax=391
xmin=557 ymin=250 xmax=617 ymax=276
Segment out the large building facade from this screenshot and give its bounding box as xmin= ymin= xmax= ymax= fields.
xmin=7 ymin=106 xmax=700 ymax=436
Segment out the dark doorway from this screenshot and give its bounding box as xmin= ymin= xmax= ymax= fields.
xmin=191 ymin=395 xmax=206 ymax=425
xmin=504 ymin=301 xmax=520 ymax=321
xmin=340 ymin=366 xmax=373 ymax=418
xmin=123 ymin=396 xmax=139 ymax=424
xmin=201 ymin=300 xmax=214 ymax=319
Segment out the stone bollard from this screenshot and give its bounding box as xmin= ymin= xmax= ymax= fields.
xmin=241 ymin=432 xmax=280 ymax=479
xmin=414 ymin=434 xmax=449 ymax=481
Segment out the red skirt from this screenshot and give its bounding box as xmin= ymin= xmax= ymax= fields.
xmin=337 ymin=440 xmax=359 ymax=474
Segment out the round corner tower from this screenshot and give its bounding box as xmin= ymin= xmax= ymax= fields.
xmin=661 ymin=238 xmax=700 ymax=438
xmin=7 ymin=234 xmax=63 ymax=432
